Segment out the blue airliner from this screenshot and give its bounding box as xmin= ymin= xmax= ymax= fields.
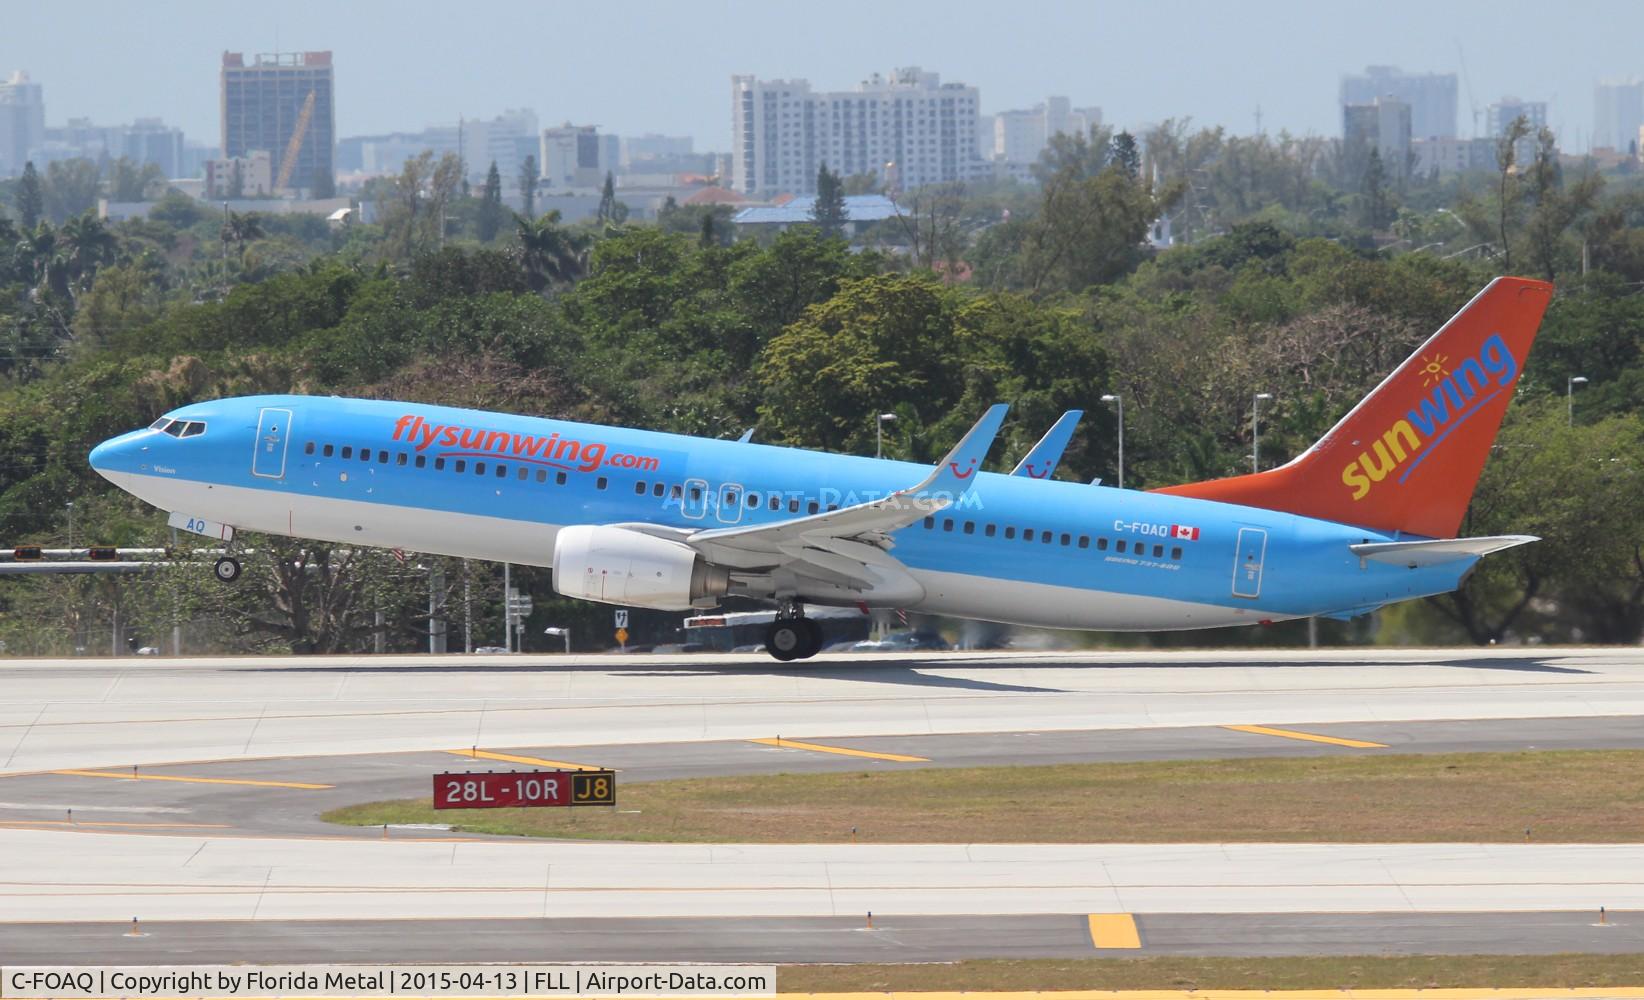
xmin=90 ymin=277 xmax=1552 ymax=659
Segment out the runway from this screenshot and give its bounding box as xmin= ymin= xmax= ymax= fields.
xmin=1 ymin=646 xmax=1641 ymax=774
xmin=0 ymin=647 xmax=1641 ymax=964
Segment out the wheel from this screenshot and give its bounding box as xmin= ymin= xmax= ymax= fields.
xmin=765 ymin=621 xmax=806 ymax=662
xmin=797 ymin=618 xmax=824 ymax=659
xmin=213 ymin=556 xmax=242 ymax=583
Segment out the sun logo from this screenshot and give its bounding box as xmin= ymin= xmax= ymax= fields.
xmin=1418 ymin=353 xmax=1450 ymax=387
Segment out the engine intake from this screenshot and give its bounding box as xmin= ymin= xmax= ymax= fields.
xmin=551 ymin=525 xmax=731 ymax=611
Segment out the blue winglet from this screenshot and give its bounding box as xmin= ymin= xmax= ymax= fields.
xmin=907 ymin=403 xmax=1009 ymax=499
xmin=1011 ymin=409 xmax=1083 ymax=479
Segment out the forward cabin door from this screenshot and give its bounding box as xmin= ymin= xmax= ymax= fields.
xmin=252 ymin=407 xmax=292 ymax=479
xmin=1231 ymin=526 xmax=1268 ymax=599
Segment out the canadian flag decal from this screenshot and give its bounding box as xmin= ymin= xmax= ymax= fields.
xmin=1171 ymin=524 xmax=1200 ymax=541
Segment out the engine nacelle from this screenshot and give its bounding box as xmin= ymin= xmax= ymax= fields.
xmin=551 ymin=525 xmax=731 ymax=611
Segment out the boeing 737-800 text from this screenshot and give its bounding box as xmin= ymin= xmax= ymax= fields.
xmin=90 ymin=277 xmax=1552 ymax=659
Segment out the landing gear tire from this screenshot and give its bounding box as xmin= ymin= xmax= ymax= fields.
xmin=802 ymin=618 xmax=823 ymax=656
xmin=213 ymin=556 xmax=242 ymax=584
xmin=765 ymin=621 xmax=807 ymax=662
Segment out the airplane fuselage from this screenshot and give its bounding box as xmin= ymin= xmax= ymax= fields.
xmin=90 ymin=394 xmax=1472 ymax=632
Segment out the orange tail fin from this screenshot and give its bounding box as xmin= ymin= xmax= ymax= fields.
xmin=1155 ymin=276 xmax=1554 ymax=539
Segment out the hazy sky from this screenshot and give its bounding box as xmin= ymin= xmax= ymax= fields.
xmin=6 ymin=0 xmax=1641 ymax=151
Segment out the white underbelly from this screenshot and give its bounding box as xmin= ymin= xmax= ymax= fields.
xmin=908 ymin=568 xmax=1282 ymax=631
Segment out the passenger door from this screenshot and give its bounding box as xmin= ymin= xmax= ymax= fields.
xmin=1231 ymin=526 xmax=1267 ymax=600
xmin=251 ymin=407 xmax=292 ymax=479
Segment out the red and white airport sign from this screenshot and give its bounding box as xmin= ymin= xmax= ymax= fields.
xmin=432 ymin=770 xmax=616 ymax=810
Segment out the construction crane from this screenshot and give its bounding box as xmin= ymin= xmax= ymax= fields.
xmin=274 ymin=89 xmax=317 ymax=192
xmin=1454 ymin=39 xmax=1481 ymax=138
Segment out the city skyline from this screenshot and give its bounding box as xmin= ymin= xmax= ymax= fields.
xmin=6 ymin=0 xmax=1644 ymax=156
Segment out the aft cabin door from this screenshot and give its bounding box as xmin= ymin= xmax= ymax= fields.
xmin=1231 ymin=526 xmax=1267 ymax=599
xmin=251 ymin=407 xmax=292 ymax=479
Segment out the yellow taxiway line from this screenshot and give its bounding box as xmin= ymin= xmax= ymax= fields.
xmin=1087 ymin=911 xmax=1142 ymax=949
xmin=749 ymin=737 xmax=929 ymax=762
xmin=1222 ymin=724 xmax=1389 ymax=749
xmin=52 ymin=769 xmax=333 ymax=789
xmin=444 ymin=749 xmax=606 ymax=771
xmin=0 ymin=819 xmax=231 ymax=829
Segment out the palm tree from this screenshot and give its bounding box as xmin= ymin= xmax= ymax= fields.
xmin=221 ymin=210 xmax=265 ymax=256
xmin=57 ymin=212 xmax=118 ymax=294
xmin=513 ymin=211 xmax=589 ymax=292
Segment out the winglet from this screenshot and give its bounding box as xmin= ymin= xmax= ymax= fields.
xmin=1011 ymin=409 xmax=1083 ymax=479
xmin=907 ymin=403 xmax=1009 ymax=498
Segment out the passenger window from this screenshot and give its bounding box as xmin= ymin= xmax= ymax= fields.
xmin=535 ymin=469 xmax=546 ymax=482
xmin=455 ymin=459 xmax=466 ymax=473
xmin=474 ymin=462 xmax=486 ymax=475
xmin=323 ymin=444 xmax=334 ymax=457
xmin=556 ymin=471 xmax=568 ymax=485
xmin=1042 ymin=532 xmax=1053 ymax=544
xmin=1078 ymin=535 xmax=1089 ymax=549
xmin=963 ymin=521 xmax=975 ymax=535
xmin=769 ymin=495 xmax=781 ymax=510
xmin=669 ymin=483 xmax=681 ymax=498
xmin=517 ymin=467 xmax=528 ymax=480
xmin=1153 ymin=544 xmax=1164 ymax=558
xmin=305 ymin=442 xmax=316 ymax=455
xmin=1061 ymin=533 xmax=1071 ymax=546
xmin=377 ymin=450 xmax=388 ymax=463
xmin=1171 ymin=546 xmax=1183 ymax=560
xmin=807 ymin=501 xmax=819 ymax=514
xmin=416 ymin=455 xmax=427 ymax=469
xmin=635 ymin=481 xmax=647 ymax=494
xmin=985 ymin=524 xmax=996 ymax=537
xmin=396 ymin=453 xmax=408 ymax=466
xmin=341 ymin=446 xmax=353 ymax=459
xmin=725 ymin=489 xmax=740 ymax=507
xmin=788 ymin=498 xmax=800 ymax=513
xmin=359 ymin=449 xmax=370 ymax=463
xmin=1116 ymin=539 xmax=1126 ymax=553
xmin=654 ymin=482 xmax=666 ymax=497
xmin=746 ymin=492 xmax=758 ymax=506
xmin=690 ymin=486 xmax=702 ymax=501
xmin=1098 ymin=537 xmax=1108 ymax=551
xmin=597 ymin=477 xmax=608 ymax=490
xmin=435 ymin=457 xmax=446 ymax=470
xmin=1005 ymin=526 xmax=1016 ymax=539
xmin=923 ymin=516 xmax=934 ymax=529
xmin=495 ymin=464 xmax=507 ymax=478
xmin=1024 ymin=528 xmax=1035 ymax=542
xmin=942 ymin=518 xmax=954 ymax=531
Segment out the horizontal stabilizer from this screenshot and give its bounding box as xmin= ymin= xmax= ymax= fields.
xmin=1349 ymin=534 xmax=1538 ymax=568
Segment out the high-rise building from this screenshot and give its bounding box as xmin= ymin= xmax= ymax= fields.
xmin=1343 ymin=97 xmax=1412 ymax=180
xmin=1487 ymin=96 xmax=1547 ymax=138
xmin=0 ymin=70 xmax=45 ymax=177
xmin=1594 ymin=79 xmax=1644 ymax=153
xmin=425 ymin=109 xmax=539 ymax=184
xmin=988 ymin=97 xmax=1101 ymax=167
xmin=731 ymin=67 xmax=983 ymax=195
xmin=540 ymin=124 xmax=617 ymax=189
xmin=1340 ymin=66 xmax=1456 ymax=140
xmin=221 ymin=51 xmax=335 ymax=193
xmin=621 ymin=134 xmax=693 ymax=167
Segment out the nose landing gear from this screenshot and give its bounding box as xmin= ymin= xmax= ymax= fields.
xmin=213 ymin=556 xmax=242 ymax=583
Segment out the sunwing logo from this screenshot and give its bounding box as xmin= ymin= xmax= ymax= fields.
xmin=1340 ymin=333 xmax=1518 ymax=501
xmin=392 ymin=414 xmax=659 ymax=473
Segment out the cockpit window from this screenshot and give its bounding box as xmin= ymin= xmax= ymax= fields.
xmin=149 ymin=418 xmax=171 ymax=431
xmin=163 ymin=421 xmax=185 ymax=437
xmin=179 ymin=421 xmax=206 ymax=438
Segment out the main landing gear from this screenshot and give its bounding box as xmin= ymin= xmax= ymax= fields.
xmin=764 ymin=600 xmax=822 ymax=661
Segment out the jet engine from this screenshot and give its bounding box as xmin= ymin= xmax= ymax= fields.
xmin=551 ymin=525 xmax=731 ymax=610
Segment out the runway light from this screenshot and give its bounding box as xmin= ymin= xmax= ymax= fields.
xmin=12 ymin=546 xmax=41 ymax=561
xmin=88 ymin=546 xmax=118 ymax=561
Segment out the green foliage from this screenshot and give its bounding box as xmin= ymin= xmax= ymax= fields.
xmin=811 ymin=162 xmax=848 ymax=237
xmin=476 ymin=161 xmax=505 ymax=242
xmin=16 ymin=161 xmax=43 ymax=229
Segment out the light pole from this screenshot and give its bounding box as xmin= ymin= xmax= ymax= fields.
xmin=1100 ymin=394 xmax=1124 ymax=489
xmin=1252 ymin=392 xmax=1273 ymax=473
xmin=1567 ymin=376 xmax=1588 ymax=426
xmin=875 ymin=412 xmax=896 ymax=459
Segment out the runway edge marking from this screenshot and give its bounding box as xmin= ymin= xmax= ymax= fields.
xmin=51 ymin=770 xmax=334 ymax=789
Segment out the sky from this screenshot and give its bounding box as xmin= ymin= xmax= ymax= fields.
xmin=6 ymin=0 xmax=1643 ymax=152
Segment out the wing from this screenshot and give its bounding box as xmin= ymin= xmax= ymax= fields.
xmin=1010 ymin=409 xmax=1082 ymax=479
xmin=684 ymin=404 xmax=1009 ymax=605
xmin=1348 ymin=534 xmax=1538 ymax=567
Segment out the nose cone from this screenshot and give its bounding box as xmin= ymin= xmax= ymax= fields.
xmin=88 ymin=430 xmax=144 ymax=481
